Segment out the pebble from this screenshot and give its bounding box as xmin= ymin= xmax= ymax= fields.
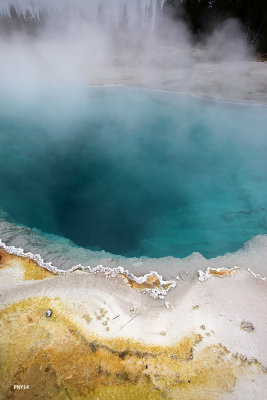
xmin=240 ymin=321 xmax=255 ymax=332
xmin=45 ymin=309 xmax=53 ymax=318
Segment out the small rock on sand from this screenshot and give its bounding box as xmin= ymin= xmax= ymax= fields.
xmin=240 ymin=321 xmax=255 ymax=332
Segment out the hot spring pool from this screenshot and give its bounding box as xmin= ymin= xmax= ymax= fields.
xmin=0 ymin=86 xmax=267 ymax=260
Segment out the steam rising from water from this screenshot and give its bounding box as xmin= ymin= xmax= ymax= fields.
xmin=0 ymin=0 xmax=252 ymax=91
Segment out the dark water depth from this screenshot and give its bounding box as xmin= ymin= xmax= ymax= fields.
xmin=0 ymin=86 xmax=267 ymax=259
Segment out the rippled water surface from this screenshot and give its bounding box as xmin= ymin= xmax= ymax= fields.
xmin=0 ymin=87 xmax=267 ymax=259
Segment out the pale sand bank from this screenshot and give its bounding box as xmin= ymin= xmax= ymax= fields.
xmin=86 ymin=61 xmax=267 ymax=105
xmin=0 ymin=249 xmax=266 ymax=399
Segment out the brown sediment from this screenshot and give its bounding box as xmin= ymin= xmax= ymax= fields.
xmin=0 ymin=249 xmax=55 ymax=281
xmin=208 ymin=268 xmax=238 ymax=277
xmin=121 ymin=272 xmax=173 ymax=291
xmin=0 ymin=249 xmax=173 ymax=294
xmin=0 ymin=297 xmax=264 ymax=400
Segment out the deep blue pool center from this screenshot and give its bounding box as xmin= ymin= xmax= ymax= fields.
xmin=0 ymin=86 xmax=267 ymax=258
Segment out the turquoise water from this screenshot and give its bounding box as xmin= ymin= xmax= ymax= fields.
xmin=0 ymin=86 xmax=267 ymax=259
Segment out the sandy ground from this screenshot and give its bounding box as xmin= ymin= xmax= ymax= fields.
xmin=0 ymin=250 xmax=267 ymax=399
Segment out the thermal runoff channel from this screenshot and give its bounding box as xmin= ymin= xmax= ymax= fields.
xmin=0 ymin=86 xmax=267 ymax=259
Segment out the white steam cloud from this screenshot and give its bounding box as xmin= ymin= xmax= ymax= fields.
xmin=0 ymin=0 xmax=258 ymax=101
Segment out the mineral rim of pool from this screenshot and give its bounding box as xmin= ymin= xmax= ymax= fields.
xmin=0 ymin=86 xmax=267 ymax=269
